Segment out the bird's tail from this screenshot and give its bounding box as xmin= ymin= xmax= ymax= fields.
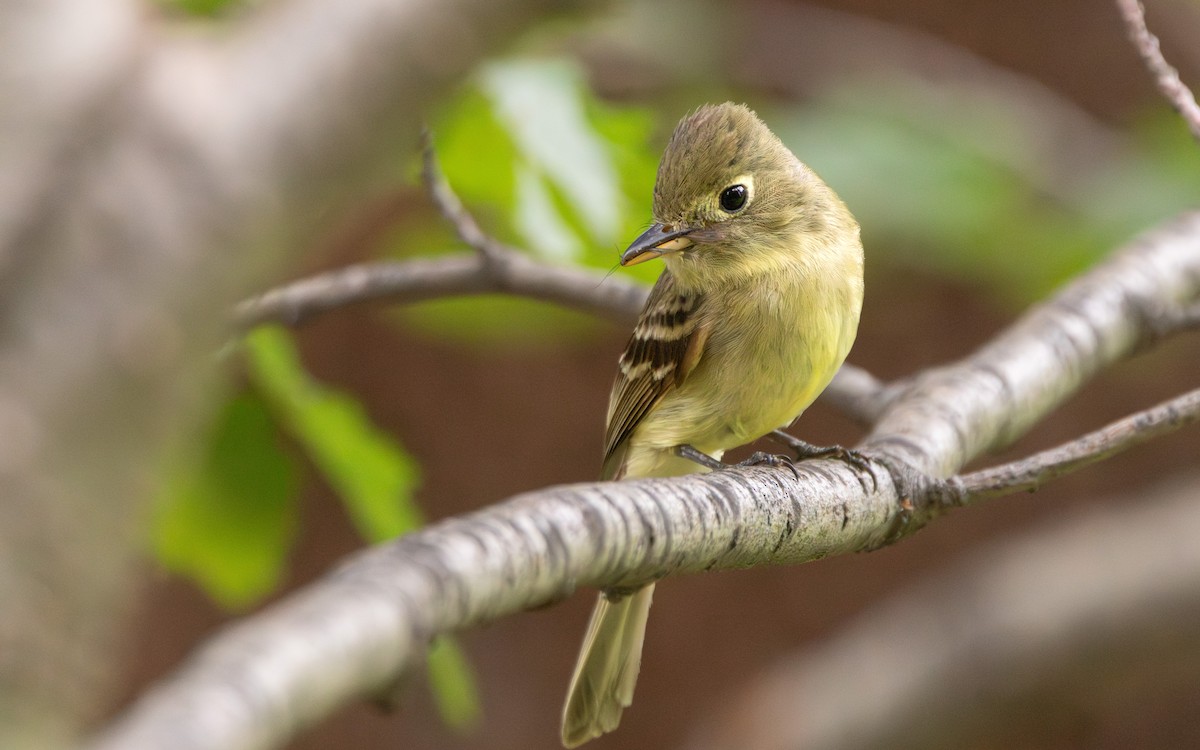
xmin=560 ymin=584 xmax=655 ymax=748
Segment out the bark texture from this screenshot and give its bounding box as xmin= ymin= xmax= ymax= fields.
xmin=90 ymin=213 xmax=1200 ymax=750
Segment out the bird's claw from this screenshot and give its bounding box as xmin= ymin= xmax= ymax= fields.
xmin=676 ymin=444 xmax=802 ymax=479
xmin=768 ymin=431 xmax=880 ymax=493
xmin=737 ymin=451 xmax=801 ymax=480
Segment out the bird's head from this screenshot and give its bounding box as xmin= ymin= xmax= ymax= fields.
xmin=621 ymin=102 xmax=855 ymax=286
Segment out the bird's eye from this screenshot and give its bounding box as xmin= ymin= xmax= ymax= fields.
xmin=719 ymin=184 xmax=748 ymax=212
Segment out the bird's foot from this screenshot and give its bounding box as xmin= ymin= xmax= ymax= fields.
xmin=674 ymin=444 xmax=726 ymax=471
xmin=768 ymin=431 xmax=879 ymax=492
xmin=737 ymin=451 xmax=800 ymax=479
xmin=675 ymin=445 xmax=800 ymax=479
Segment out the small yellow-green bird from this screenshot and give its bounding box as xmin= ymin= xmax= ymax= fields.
xmin=561 ymin=102 xmax=865 ymax=747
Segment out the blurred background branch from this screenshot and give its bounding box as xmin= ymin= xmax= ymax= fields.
xmin=1117 ymin=0 xmax=1200 ymax=143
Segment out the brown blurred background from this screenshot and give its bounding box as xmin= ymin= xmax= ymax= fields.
xmin=114 ymin=0 xmax=1200 ymax=748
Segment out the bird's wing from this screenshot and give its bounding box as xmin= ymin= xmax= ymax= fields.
xmin=601 ymin=271 xmax=709 ymax=480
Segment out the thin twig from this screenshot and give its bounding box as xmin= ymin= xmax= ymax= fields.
xmin=1116 ymin=0 xmax=1200 ymax=144
xmin=233 ymin=253 xmax=646 ymax=329
xmin=950 ymin=387 xmax=1200 ymax=502
xmin=237 ymin=136 xmax=649 ymax=329
xmin=420 ymin=128 xmax=506 ymax=262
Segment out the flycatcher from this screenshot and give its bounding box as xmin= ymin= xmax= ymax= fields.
xmin=561 ymin=102 xmax=865 ymax=747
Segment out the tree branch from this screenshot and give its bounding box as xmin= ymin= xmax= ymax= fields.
xmin=861 ymin=213 xmax=1200 ymax=482
xmin=1116 ymin=0 xmax=1200 ymax=144
xmin=233 ymin=252 xmax=647 ymax=328
xmin=420 ymin=129 xmax=506 ymax=262
xmin=953 ymin=387 xmax=1200 ymax=501
xmin=233 ymin=129 xmax=648 ymax=328
xmin=693 ymin=472 xmax=1200 ymax=750
xmin=1152 ymin=300 xmax=1200 ymax=337
xmin=89 ymin=212 xmax=1200 ymax=750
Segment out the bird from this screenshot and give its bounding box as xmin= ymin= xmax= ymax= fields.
xmin=560 ymin=102 xmax=865 ymax=747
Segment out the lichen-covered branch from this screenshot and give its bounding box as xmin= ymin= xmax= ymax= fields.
xmin=89 ymin=212 xmax=1200 ymax=750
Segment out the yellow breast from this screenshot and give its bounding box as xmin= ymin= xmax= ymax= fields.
xmin=632 ymin=239 xmax=863 ymax=458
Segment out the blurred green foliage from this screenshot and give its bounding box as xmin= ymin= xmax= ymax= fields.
xmin=244 ymin=327 xmax=422 ymax=543
xmin=426 ymin=637 xmax=482 ymax=731
xmin=245 ymin=329 xmax=481 ymax=726
xmin=158 ymin=0 xmax=243 ymax=18
xmin=155 ymin=327 xmax=479 ymax=728
xmin=152 ymin=391 xmax=299 ymax=609
xmin=153 ymin=325 xmax=427 ymax=599
xmin=393 ymin=59 xmax=661 ymax=346
xmin=435 ymin=60 xmax=660 ymax=270
xmin=773 ymin=81 xmax=1200 ymax=305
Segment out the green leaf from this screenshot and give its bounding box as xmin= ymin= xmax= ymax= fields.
xmin=400 ymin=59 xmax=662 ymax=344
xmin=432 ymin=88 xmax=520 ymax=228
xmin=244 ymin=326 xmax=422 ymax=542
xmin=437 ymin=58 xmax=662 ymax=271
xmin=242 ymin=327 xmax=481 ymax=730
xmin=513 ymin=162 xmax=585 ymax=262
xmin=152 ymin=391 xmax=299 ymax=609
xmin=426 ymin=638 xmax=482 ymax=732
xmin=481 ymin=59 xmax=626 ymax=254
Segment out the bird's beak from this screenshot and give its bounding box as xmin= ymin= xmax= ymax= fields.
xmin=620 ymin=223 xmax=696 ymax=266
